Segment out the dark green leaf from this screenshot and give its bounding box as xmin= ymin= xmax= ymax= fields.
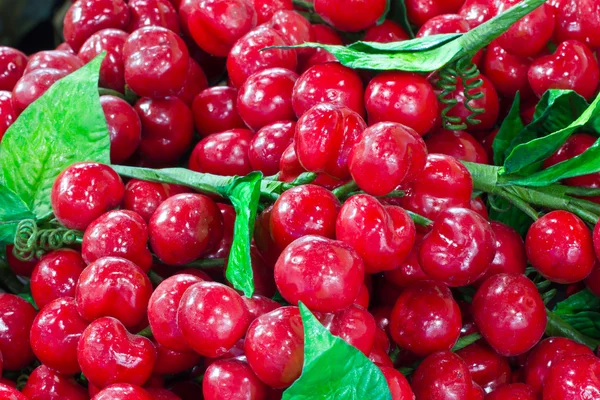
xmin=559 ymin=312 xmax=600 ymax=339
xmin=223 ymin=172 xmax=262 ymax=298
xmin=386 ymin=0 xmax=414 ymax=38
xmin=451 ymin=333 xmax=482 ymax=352
xmin=283 ymin=303 xmax=391 ymax=400
xmin=492 ymin=92 xmax=523 ymax=166
xmin=0 ymin=54 xmax=110 ymax=218
xmin=17 ymin=292 xmax=38 ymax=310
xmin=554 ymin=289 xmax=600 ymax=315
xmin=0 ymin=184 xmax=35 ymax=246
xmin=545 ymin=310 xmax=600 ymax=350
xmin=488 ymin=197 xmax=533 ymax=237
xmin=0 ymin=259 xmax=26 ymax=294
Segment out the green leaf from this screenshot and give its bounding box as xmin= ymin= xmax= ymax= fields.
xmin=545 ymin=310 xmax=600 ymax=350
xmin=502 ymin=90 xmax=590 ymax=174
xmin=487 ymin=197 xmax=533 ymax=237
xmin=554 ymin=289 xmax=600 ymax=315
xmin=347 ymin=33 xmax=460 ymax=53
xmin=283 ymin=303 xmax=391 ymax=400
xmin=559 ymin=312 xmax=600 ymax=339
xmin=385 ymin=0 xmax=414 ymax=38
xmin=492 ymin=92 xmax=523 ymax=166
xmin=223 ymin=172 xmax=262 ymax=298
xmin=451 ymin=333 xmax=482 ymax=352
xmin=0 ymin=184 xmax=35 ymax=246
xmin=0 ymin=54 xmax=110 ymax=218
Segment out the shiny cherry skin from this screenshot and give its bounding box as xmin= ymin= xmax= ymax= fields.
xmin=459 ymin=0 xmax=491 ymax=28
xmin=24 ymin=50 xmax=83 ymax=74
xmin=425 ymin=129 xmax=488 ymax=164
xmin=270 ymin=184 xmax=340 ymax=250
xmin=526 ymin=210 xmax=595 ymax=284
xmin=148 ymin=274 xmax=204 ymax=352
xmin=384 ymin=233 xmax=429 ymax=287
xmin=419 ymin=207 xmax=496 ymax=287
xmin=22 ymin=365 xmax=87 ymax=400
xmin=293 ymin=62 xmax=364 ymax=118
xmin=0 ymin=294 xmax=36 ymax=370
xmin=473 ymin=273 xmax=546 ymax=357
xmin=123 ymin=26 xmax=189 ymax=98
xmin=268 ymin=10 xmax=314 ymax=56
xmin=83 ymin=210 xmax=152 ymax=272
xmin=275 ymin=235 xmax=365 ymax=313
xmin=0 ymin=47 xmax=27 ymax=91
xmin=446 ymin=73 xmax=500 ymax=132
xmin=524 ymin=337 xmax=594 ymax=393
xmin=550 ymin=0 xmax=600 ymax=49
xmin=145 ymin=388 xmax=180 ymax=400
xmin=187 ymin=0 xmax=256 ymax=57
xmin=365 ymin=72 xmax=438 ymax=136
xmin=412 ymin=351 xmax=478 ymax=400
xmin=192 ymin=87 xmax=245 ymax=137
xmin=363 ymin=20 xmax=410 ymax=43
xmin=227 ymin=26 xmax=297 ymax=88
xmin=203 ymin=359 xmax=268 ymax=400
xmin=482 ymin=42 xmax=532 ymax=98
xmin=203 ymin=203 xmax=236 ymax=260
xmin=128 ymin=0 xmax=180 ymax=33
xmin=149 ymin=193 xmax=223 ymax=265
xmin=237 ymin=68 xmax=298 ymax=131
xmin=30 ymin=249 xmax=86 ymax=309
xmin=250 ymin=0 xmax=293 ymax=24
xmin=322 ymin=304 xmax=376 ymax=355
xmin=242 ymin=294 xmax=280 ymax=322
xmin=0 ymin=383 xmax=28 ymax=400
xmin=30 ymin=297 xmax=88 ymax=374
xmin=380 ymin=367 xmax=414 ymax=400
xmin=92 ymin=384 xmax=152 ymax=400
xmin=153 ymin=340 xmax=201 ymax=375
xmin=544 ymin=133 xmax=600 ymax=192
xmin=336 ymin=194 xmax=416 ymax=273
xmin=12 ymin=68 xmax=69 ymax=114
xmin=456 ymin=342 xmax=512 ymax=393
xmin=78 ymin=317 xmax=156 ymax=389
xmin=135 ymin=96 xmax=193 ymax=165
xmin=189 ymin=129 xmax=253 ymax=176
xmin=253 ymin=205 xmax=281 ymax=268
xmin=417 ymin=13 xmax=470 ymax=37
xmin=76 ymin=257 xmax=153 ymax=328
xmin=5 ymin=245 xmax=37 ymax=277
xmin=295 ymin=103 xmax=366 ymax=180
xmin=400 ymin=153 xmax=473 ymax=220
xmin=476 ymin=221 xmax=527 ymax=285
xmin=78 ymin=29 xmax=128 ymax=92
xmin=313 ymin=0 xmax=387 ymax=32
xmin=542 ymin=354 xmax=600 ymax=399
xmin=528 ymin=40 xmax=600 ymax=101
xmin=297 ymin=24 xmax=343 ymax=73
xmin=123 ymin=179 xmax=188 ymax=223
xmin=389 ymin=281 xmax=461 ymax=356
xmin=0 ymin=91 xmax=16 ymax=139
xmin=177 ymin=281 xmax=250 ymax=357
xmin=245 ymin=306 xmax=304 ymax=388
xmin=485 ymin=383 xmax=537 ymax=400
xmin=100 ymin=95 xmax=141 ymax=164
xmin=176 ymin=59 xmax=209 ymax=107
xmin=248 ymin=120 xmax=295 ymax=175
xmin=405 ymin=0 xmax=465 ymax=26
xmin=63 ymin=0 xmax=130 ymax=51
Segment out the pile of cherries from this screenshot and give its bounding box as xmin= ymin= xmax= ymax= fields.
xmin=1 ymin=0 xmax=600 ymax=399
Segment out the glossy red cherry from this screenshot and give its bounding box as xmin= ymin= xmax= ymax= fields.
xmin=380 ymin=367 xmax=414 ymax=400
xmin=251 ymin=0 xmax=293 ymax=24
xmin=0 ymin=47 xmax=27 ymax=91
xmin=550 ymin=0 xmax=600 ymax=49
xmin=12 ymin=68 xmax=69 ymax=114
xmin=100 ymin=95 xmax=141 ymax=164
xmin=123 ymin=180 xmax=188 ymax=223
xmin=482 ymin=42 xmax=532 ymax=98
xmin=123 ymin=26 xmax=189 ymax=98
xmin=0 ymin=294 xmax=36 ymax=370
xmin=63 ymin=0 xmax=130 ymax=51
xmin=248 ymin=120 xmax=295 ymax=175
xmin=242 ymin=295 xmax=280 ymax=322
xmin=0 ymin=91 xmax=16 ymax=139
xmin=295 ymin=103 xmax=366 ymax=180
xmin=528 ymin=40 xmax=600 ymax=101
xmin=526 ymin=210 xmax=595 ymax=284
xmin=0 ymin=383 xmax=28 ymax=400
xmin=473 ymin=273 xmax=547 ymax=357
xmin=275 ymin=235 xmax=365 ymax=313
xmin=405 ymin=0 xmax=465 ymax=26
xmin=152 ymin=341 xmax=201 ymax=375
xmin=297 ymin=24 xmax=342 ymax=73
xmin=92 ymin=384 xmax=152 ymax=400
xmin=128 ymin=0 xmax=180 ymax=33
xmin=425 ymin=129 xmax=488 ymax=164
xmin=419 ymin=207 xmax=496 ymax=287
xmin=485 ymin=383 xmax=537 ymax=400
xmin=322 ymin=304 xmax=376 ymax=355
xmin=363 ymin=20 xmax=410 ymax=43
xmin=51 ymin=162 xmax=125 ymax=231
xmin=456 ymin=342 xmax=511 ymax=393
xmin=203 ymin=359 xmax=268 ymax=400
xmin=188 ymin=129 xmax=253 ymax=176
xmin=22 ymin=365 xmax=87 ymax=400
xmin=459 ymin=0 xmax=491 ymax=28
xmin=192 ymin=87 xmax=246 ymax=137
xmin=268 ymin=10 xmax=314 ymax=56
xmin=245 ymin=306 xmax=304 ymax=388
xmin=76 ymin=257 xmax=153 ymax=328
xmin=313 ymin=0 xmax=387 ymax=32
xmin=202 ymin=203 xmax=236 ymax=260
xmin=24 ymin=50 xmax=83 ymax=75
xmin=227 ymin=26 xmax=297 ymax=88
xmin=5 ymin=245 xmax=38 ymax=277
xmin=175 ymin=59 xmax=209 ymax=107
xmin=542 ymin=354 xmax=600 ymax=399
xmin=476 ymin=221 xmax=527 ymax=285
xmin=253 ymin=205 xmax=282 ymax=268
xmin=292 ymin=62 xmax=364 ymax=118
xmin=446 ymin=73 xmax=500 ymax=132
xmin=417 ymin=13 xmax=470 ymax=37
xmin=384 ymin=234 xmax=429 ymax=287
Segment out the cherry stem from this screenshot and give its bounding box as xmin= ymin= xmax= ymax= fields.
xmin=184 ymin=258 xmax=226 ymax=269
xmin=148 ymin=270 xmax=164 ymax=286
xmin=545 ymin=310 xmax=600 ymax=350
xmin=137 ymin=325 xmax=153 ymax=338
xmin=331 ymin=181 xmax=359 ymax=199
xmin=98 ymin=87 xmax=127 ymax=101
xmin=406 ymin=210 xmax=433 ymax=227
xmin=292 ymin=0 xmax=314 ymax=10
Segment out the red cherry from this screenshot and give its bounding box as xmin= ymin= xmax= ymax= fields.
xmin=476 ymin=221 xmax=527 ymax=285
xmin=313 ymin=0 xmax=387 ymax=32
xmin=482 ymin=42 xmax=532 ymax=98
xmin=192 ymin=87 xmax=246 ymax=137
xmin=455 ymin=342 xmax=512 ymax=393
xmin=204 ymin=203 xmax=236 ymax=260
xmin=175 ymin=59 xmax=209 ymax=106
xmin=380 ymin=367 xmax=414 ymax=400
xmin=153 ymin=341 xmax=201 ymax=375
xmin=203 ymin=359 xmax=268 ymax=400
xmin=542 ymin=354 xmax=600 ymax=399
xmin=0 ymin=294 xmax=37 ymax=370
xmin=0 ymin=383 xmax=27 ymax=400
xmin=297 ymin=24 xmax=343 ymax=73
xmin=417 ymin=13 xmax=470 ymax=37
xmin=405 ymin=0 xmax=465 ymax=26
xmin=146 ymin=388 xmax=181 ymax=400
xmin=12 ymin=68 xmax=69 ymax=114
xmin=100 ymin=95 xmax=142 ymax=164
xmin=411 ymin=351 xmax=478 ymax=399
xmin=128 ymin=0 xmax=180 ymax=33
xmin=322 ymin=304 xmax=376 ymax=355
xmin=0 ymin=91 xmax=16 ymax=139
xmin=445 ymin=73 xmax=500 ymax=132
xmin=550 ymin=0 xmax=600 ymax=49
xmin=5 ymin=244 xmax=38 ymax=277
xmin=22 ymin=365 xmax=87 ymax=400
xmin=363 ymin=20 xmax=410 ymax=43
xmin=92 ymin=384 xmax=153 ymax=400
xmin=383 ymin=233 xmax=429 ymax=287
xmin=459 ymin=0 xmax=491 ymax=28
xmin=485 ymin=383 xmax=538 ymax=400
xmin=248 ymin=120 xmax=295 ymax=175
xmin=242 ymin=295 xmax=280 ymax=322
xmin=0 ymin=47 xmax=27 ymax=91
xmin=189 ymin=129 xmax=253 ymax=176
xmin=425 ymin=129 xmax=488 ymax=164
xmin=268 ymin=10 xmax=314 ymax=58
xmin=24 ymin=50 xmax=83 ymax=74
xmin=122 ymin=179 xmax=189 ymax=223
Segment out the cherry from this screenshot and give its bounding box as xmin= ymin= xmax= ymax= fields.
xmin=128 ymin=0 xmax=180 ymax=33
xmin=0 ymin=91 xmax=16 ymax=139
xmin=30 ymin=297 xmax=88 ymax=374
xmin=476 ymin=221 xmax=527 ymax=285
xmin=417 ymin=13 xmax=470 ymax=37
xmin=425 ymin=129 xmax=489 ymax=164
xmin=192 ymin=87 xmax=246 ymax=137
xmin=297 ymin=24 xmax=343 ymax=73
xmin=456 ymin=342 xmax=512 ymax=393
xmin=5 ymin=244 xmax=38 ymax=277
xmin=253 ymin=205 xmax=281 ymax=268
xmin=400 ymin=153 xmax=473 ymax=220
xmin=123 ymin=179 xmax=188 ymax=223
xmin=337 ymin=194 xmax=416 ymax=273
xmin=78 ymin=29 xmax=128 ymax=92
xmin=245 ymin=306 xmax=304 ymax=388
xmin=242 ymin=294 xmax=280 ymax=322
xmin=52 ymin=162 xmax=125 ymax=230
xmin=542 ymin=354 xmax=600 ymax=399
xmin=482 ymin=42 xmax=532 ymax=98
xmin=227 ymin=26 xmax=297 ymax=89
xmin=0 ymin=47 xmax=27 ymax=91
xmin=83 ymin=210 xmax=152 ymax=272
xmin=268 ymin=10 xmax=314 ymax=57
xmin=526 ymin=210 xmax=595 ymax=284
xmin=63 ymin=0 xmax=130 ymax=52
xmin=176 ymin=59 xmax=209 ymax=106
xmin=24 ymin=50 xmax=83 ymax=75
xmin=0 ymin=383 xmax=27 ymax=400
xmin=295 ymin=103 xmax=366 ymax=180
xmin=30 ymin=249 xmax=85 ymax=309
xmin=177 ymin=281 xmax=250 ymax=357
xmin=22 ymin=365 xmax=88 ymax=400
xmin=405 ymin=0 xmax=466 ymax=26
xmin=369 ymin=345 xmax=394 ymax=368
xmin=123 ymin=26 xmax=189 ymax=98
xmin=203 ymin=359 xmax=268 ymax=400
xmin=189 ymin=129 xmax=253 ymax=176
xmin=419 ymin=207 xmax=496 ymax=286
xmin=380 ymin=367 xmax=414 ymax=400
xmin=363 ymin=20 xmax=410 ymax=43
xmin=446 ymin=73 xmax=500 ymax=132
xmin=473 ymin=274 xmax=546 ymax=357
xmin=237 ymin=68 xmax=298 ymax=131
xmin=12 ymin=68 xmax=69 ymax=114
xmin=278 ymin=147 xmax=346 ymax=192
xmin=0 ymin=294 xmax=36 ymax=370
xmin=153 ymin=340 xmax=201 ymax=375
xmin=135 ymin=96 xmax=194 ymax=165
xmin=389 ymin=281 xmax=461 ymax=356
xmin=275 ymin=235 xmax=365 ymax=313
xmin=292 ymin=62 xmax=364 ymax=118
xmin=100 ymin=95 xmax=142 ymax=164
xmin=146 ymin=389 xmax=181 ymax=400
xmin=354 ymin=283 xmax=370 ymax=309
xmin=313 ymin=0 xmax=387 ymax=32
xmin=322 ymin=304 xmax=376 ymax=355
xmin=248 ymin=120 xmax=295 ymax=175
xmin=528 ymin=40 xmax=600 ymax=101
xmin=485 ymin=383 xmax=538 ymax=400
xmin=459 ymin=0 xmax=491 ymax=28
xmin=270 ymin=184 xmax=340 ymax=250
xmin=92 ymin=384 xmax=153 ymax=400
xmin=384 ymin=233 xmax=429 ymax=287
xmin=550 ymin=0 xmax=600 ymax=49
xmin=203 ymin=203 xmax=236 ymax=260
xmin=76 ymin=257 xmax=153 ymax=328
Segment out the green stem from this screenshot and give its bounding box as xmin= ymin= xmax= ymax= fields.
xmin=495 ymin=188 xmax=539 ymax=221
xmin=546 ymin=310 xmax=600 ymax=350
xmin=292 ymin=0 xmax=314 ymax=9
xmin=184 ymin=258 xmax=225 ymax=269
xmin=148 ymin=270 xmax=164 ymax=286
xmin=98 ymin=87 xmax=126 ymax=101
xmin=137 ymin=325 xmax=153 ymax=338
xmin=406 ymin=210 xmax=433 ymax=227
xmin=331 ymin=181 xmax=359 ymax=199
xmin=284 ymin=172 xmax=318 ymax=188
xmin=451 ymin=333 xmax=482 ymax=352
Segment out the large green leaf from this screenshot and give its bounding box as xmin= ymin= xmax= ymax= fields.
xmin=0 ymin=54 xmax=110 ymax=218
xmin=554 ymin=289 xmax=600 ymax=315
xmin=283 ymin=303 xmax=391 ymax=400
xmin=0 ymin=184 xmax=35 ymax=246
xmin=492 ymin=92 xmax=523 ymax=166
